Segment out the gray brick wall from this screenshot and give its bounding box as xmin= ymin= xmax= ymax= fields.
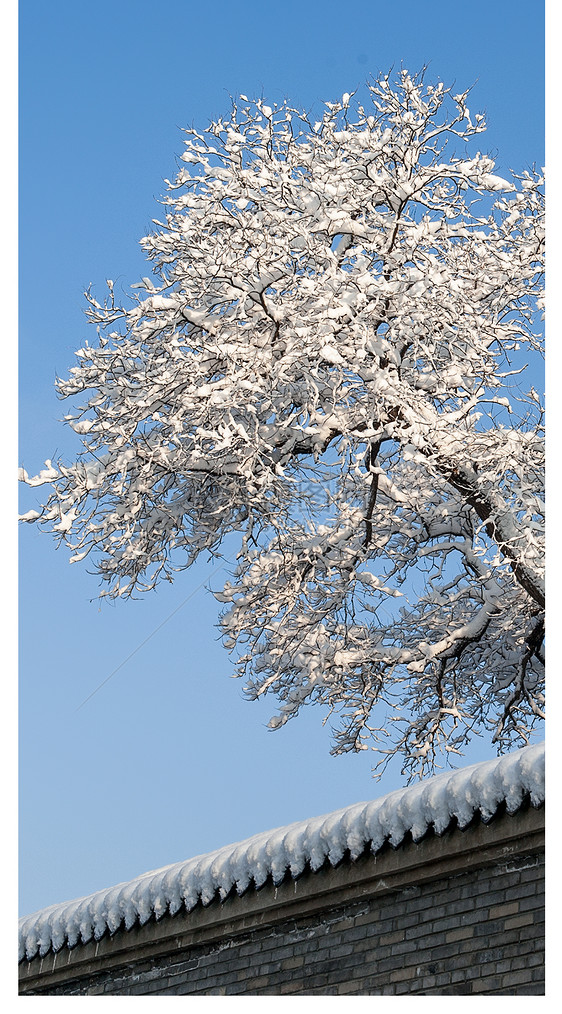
xmin=22 ymin=844 xmax=544 ymax=996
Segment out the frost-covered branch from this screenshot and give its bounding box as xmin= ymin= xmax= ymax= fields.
xmin=20 ymin=69 xmax=544 ymax=776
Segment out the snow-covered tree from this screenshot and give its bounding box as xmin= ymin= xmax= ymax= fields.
xmin=20 ymin=69 xmax=544 ymax=777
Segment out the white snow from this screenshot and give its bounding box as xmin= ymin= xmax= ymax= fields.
xmin=19 ymin=76 xmax=544 ymax=768
xmin=19 ymin=742 xmax=544 ymax=962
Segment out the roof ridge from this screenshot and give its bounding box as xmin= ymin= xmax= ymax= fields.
xmin=19 ymin=741 xmax=544 ymax=962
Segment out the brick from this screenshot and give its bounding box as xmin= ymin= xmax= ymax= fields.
xmin=498 ymin=940 xmax=539 ymax=961
xmin=489 ymin=902 xmax=519 ymax=919
xmin=142 ymin=978 xmax=177 ymax=994
xmin=450 ymin=968 xmax=468 ymax=983
xmin=278 ymin=980 xmax=304 ymax=994
xmin=417 ymin=904 xmax=447 ymax=923
xmin=442 ymin=914 xmax=472 ymax=932
xmin=446 ymin=926 xmax=474 ymax=943
xmin=444 ymin=954 xmax=476 ymax=975
xmin=424 ymin=941 xmax=465 ymax=963
xmin=336 ymin=980 xmax=361 ymax=994
xmin=503 ymin=882 xmax=537 ymax=903
xmin=394 ymin=979 xmax=421 ymax=995
xmin=394 ymin=912 xmax=420 ymax=930
xmin=504 ymin=913 xmax=535 ymax=930
xmin=260 ymin=959 xmax=282 ymax=976
xmin=519 ymin=867 xmax=542 ymax=884
xmin=296 ymin=937 xmax=328 ymax=956
xmin=352 ymin=909 xmax=377 ymax=927
xmin=518 ymin=893 xmax=544 ymax=913
xmin=359 ymin=944 xmax=392 ymax=963
xmin=472 ymin=975 xmax=502 ymax=993
xmin=341 ymin=924 xmax=370 ymax=943
xmin=505 ymin=968 xmax=533 ymax=986
xmin=238 ymin=941 xmax=262 ymax=957
xmin=367 ymin=954 xmax=400 ymax=975
xmin=391 ymin=937 xmax=434 ymax=958
xmin=522 ymin=951 xmax=545 ymax=969
xmin=389 ymin=966 xmax=419 ymax=984
xmin=243 ymin=974 xmax=271 ymax=990
xmin=380 ymin=929 xmax=405 ymax=945
xmin=421 ymin=975 xmax=437 ymax=990
xmin=472 ymin=923 xmax=520 ymax=943
xmin=458 ymin=907 xmax=489 ymax=926
xmin=520 ymin=983 xmax=545 ymax=995
xmin=492 ymin=872 xmax=521 ymax=891
xmin=280 ymin=955 xmax=305 ymax=971
xmin=479 ymin=960 xmax=506 ymax=978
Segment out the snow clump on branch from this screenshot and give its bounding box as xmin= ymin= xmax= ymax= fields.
xmin=20 ymin=69 xmax=544 ymax=778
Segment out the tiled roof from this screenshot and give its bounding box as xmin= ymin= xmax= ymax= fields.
xmin=19 ymin=741 xmax=544 ymax=962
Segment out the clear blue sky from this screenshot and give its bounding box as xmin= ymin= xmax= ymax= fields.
xmin=18 ymin=0 xmax=545 ymax=917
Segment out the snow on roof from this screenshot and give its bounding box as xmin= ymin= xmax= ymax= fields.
xmin=19 ymin=742 xmax=544 ymax=962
